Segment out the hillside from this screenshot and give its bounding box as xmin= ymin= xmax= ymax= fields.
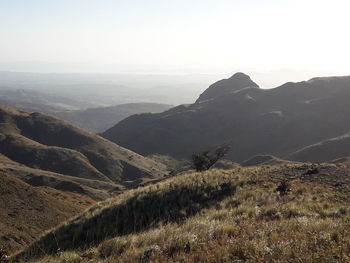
xmin=241 ymin=155 xmax=297 ymax=167
xmin=288 ymin=133 xmax=350 ymax=162
xmin=0 ymin=152 xmax=125 ymax=254
xmin=0 ymin=105 xmax=168 ymax=255
xmin=0 ymin=171 xmax=94 ymax=254
xmin=102 ymin=73 xmax=350 ymax=163
xmin=0 ymin=106 xmax=167 ymax=186
xmin=14 ymin=162 xmax=350 ymax=262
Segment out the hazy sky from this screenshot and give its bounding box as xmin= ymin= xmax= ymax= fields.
xmin=1 ymin=0 xmax=349 ymax=75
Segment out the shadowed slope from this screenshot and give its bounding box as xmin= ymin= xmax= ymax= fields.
xmin=288 ymin=133 xmax=350 ymax=162
xmin=241 ymin=155 xmax=297 ymax=167
xmin=102 ymin=74 xmax=350 ymax=162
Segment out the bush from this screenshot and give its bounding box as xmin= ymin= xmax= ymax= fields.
xmin=192 ymin=145 xmax=230 ymax=171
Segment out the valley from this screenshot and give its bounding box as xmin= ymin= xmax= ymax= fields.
xmin=1 ymin=73 xmax=350 ymax=262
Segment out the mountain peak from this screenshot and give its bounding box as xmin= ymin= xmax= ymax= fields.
xmin=196 ymin=72 xmax=259 ymax=103
xmin=228 ymin=72 xmax=251 ymax=80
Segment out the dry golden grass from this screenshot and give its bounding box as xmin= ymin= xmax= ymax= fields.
xmin=14 ymin=165 xmax=350 ymax=263
xmin=0 ymin=171 xmax=94 ymax=254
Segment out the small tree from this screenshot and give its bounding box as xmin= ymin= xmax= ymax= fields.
xmin=192 ymin=145 xmax=230 ymax=171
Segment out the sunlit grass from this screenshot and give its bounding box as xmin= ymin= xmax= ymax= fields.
xmin=16 ymin=167 xmax=350 ymax=263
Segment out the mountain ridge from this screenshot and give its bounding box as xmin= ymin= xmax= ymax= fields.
xmin=101 ymin=73 xmax=350 ymax=163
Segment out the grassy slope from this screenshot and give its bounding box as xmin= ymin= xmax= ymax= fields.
xmin=14 ymin=162 xmax=350 ymax=263
xmin=0 ymin=154 xmax=124 ymax=255
xmin=0 ymin=171 xmax=95 ymax=254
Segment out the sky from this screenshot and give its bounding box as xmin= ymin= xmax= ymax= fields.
xmin=1 ymin=0 xmax=349 ymax=76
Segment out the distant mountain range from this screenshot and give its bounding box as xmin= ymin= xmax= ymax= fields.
xmin=102 ymin=72 xmax=350 ymax=163
xmin=53 ymin=103 xmax=172 ymax=132
xmin=0 ymin=93 xmax=172 ymax=132
xmin=0 ymin=89 xmax=92 ymax=110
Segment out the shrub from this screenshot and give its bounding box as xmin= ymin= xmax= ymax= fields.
xmin=275 ymin=181 xmax=290 ymax=196
xmin=192 ymin=145 xmax=230 ymax=171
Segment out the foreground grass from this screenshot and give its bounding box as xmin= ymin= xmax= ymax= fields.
xmin=16 ymin=167 xmax=350 ymax=263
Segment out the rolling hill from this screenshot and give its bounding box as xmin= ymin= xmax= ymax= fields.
xmin=0 ymin=153 xmax=123 ymax=200
xmin=0 ymin=105 xmax=167 ymax=186
xmin=0 ymin=105 xmax=169 ymax=255
xmin=102 ymin=73 xmax=350 ymax=163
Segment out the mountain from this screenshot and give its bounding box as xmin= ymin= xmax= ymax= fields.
xmin=0 ymin=106 xmax=167 ymax=186
xmin=53 ymin=103 xmax=172 ymax=133
xmin=14 ymin=162 xmax=350 ymax=262
xmin=196 ymin=72 xmax=259 ymax=102
xmin=102 ymin=73 xmax=350 ymax=163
